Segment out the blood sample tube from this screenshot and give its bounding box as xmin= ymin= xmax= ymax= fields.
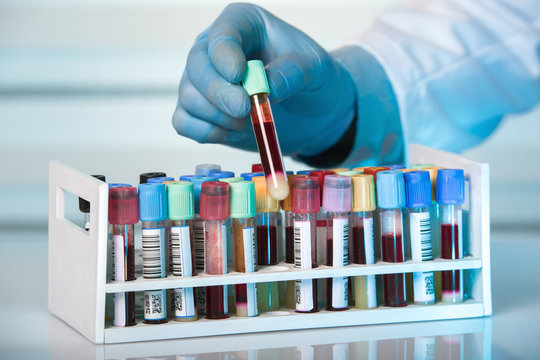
xmin=404 ymin=171 xmax=435 ymax=305
xmin=147 ymin=176 xmax=174 ymax=184
xmin=252 ymin=163 xmax=263 ymax=173
xmin=230 ymin=181 xmax=258 ymax=317
xmin=138 ymin=183 xmax=168 ymax=324
xmin=350 ymin=175 xmax=377 ymax=309
xmin=167 ymin=181 xmax=197 ymax=321
xmin=195 ymin=164 xmax=221 ymax=176
xmin=78 ymin=175 xmax=105 ymax=231
xmin=208 ymin=170 xmax=235 ymax=179
xmin=291 ymin=176 xmax=319 ymax=313
xmin=139 ymin=172 xmax=167 ymax=184
xmin=437 ymin=169 xmax=465 ymax=303
xmin=240 ymin=172 xmax=264 ymax=181
xmin=108 ymin=187 xmax=138 ymax=326
xmin=188 ymin=175 xmax=217 ymax=315
xmin=323 ymin=175 xmax=351 ymax=311
xmin=253 ymin=176 xmax=280 ymax=311
xmin=242 ymin=60 xmax=289 ymax=201
xmin=377 ymin=170 xmax=407 ymax=307
xmin=200 ymin=181 xmax=230 ymax=319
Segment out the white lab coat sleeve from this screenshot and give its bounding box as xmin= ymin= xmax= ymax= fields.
xmin=337 ymin=0 xmax=540 ymax=166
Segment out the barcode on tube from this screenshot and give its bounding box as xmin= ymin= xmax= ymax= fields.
xmin=142 ymin=228 xmax=164 ymax=278
xmin=294 ymin=225 xmax=301 ymax=267
xmin=294 ymin=221 xmax=311 ymax=269
xmin=193 ymin=220 xmax=205 ymax=272
xmin=410 ymin=212 xmax=433 ymax=262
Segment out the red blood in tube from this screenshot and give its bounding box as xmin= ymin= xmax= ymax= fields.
xmin=441 ymin=223 xmax=461 ymax=293
xmin=381 ymin=233 xmax=406 ymax=307
xmin=256 ymin=225 xmax=278 ymax=265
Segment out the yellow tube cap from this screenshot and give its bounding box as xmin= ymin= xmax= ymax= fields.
xmin=423 ymin=166 xmax=445 ymax=201
xmin=329 ymin=167 xmax=349 ymax=173
xmin=253 ymin=176 xmax=280 ymax=213
xmin=351 ymin=175 xmax=376 ymax=212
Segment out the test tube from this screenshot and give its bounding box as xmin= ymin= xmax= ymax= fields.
xmin=377 ymin=170 xmax=407 ymax=307
xmin=147 ymin=176 xmax=175 ymax=184
xmin=78 ymin=175 xmax=105 ymax=230
xmin=241 ymin=172 xmax=264 ymax=181
xmin=167 ymin=181 xmax=197 ymax=321
xmin=140 ymin=172 xmax=167 ymax=184
xmin=108 ymin=187 xmax=138 ymax=327
xmin=437 ymin=169 xmax=465 ymax=303
xmin=230 ymin=181 xmax=258 ymax=317
xmin=323 ymin=175 xmax=351 ymax=311
xmin=350 ymin=175 xmax=378 ymax=309
xmin=291 ymin=176 xmax=319 ymax=313
xmin=363 ymin=167 xmax=391 ymax=185
xmin=253 ymin=176 xmax=280 ymax=311
xmin=138 ymin=183 xmax=168 ymax=324
xmin=200 ymin=181 xmax=230 ymax=319
xmin=195 ymin=164 xmax=221 ymax=176
xmin=242 ymin=60 xmax=289 ymax=201
xmin=208 ymin=170 xmax=235 ymax=179
xmin=404 ymin=171 xmax=435 ymax=305
xmin=252 ymin=163 xmax=263 ymax=173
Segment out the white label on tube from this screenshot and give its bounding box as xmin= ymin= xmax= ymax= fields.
xmin=246 ymin=283 xmax=258 ymax=317
xmin=296 ymin=345 xmax=314 ymax=360
xmin=294 ymin=221 xmax=312 ymax=269
xmin=142 ymin=228 xmax=166 ymax=278
xmin=174 ymin=288 xmax=195 ymax=318
xmin=410 ymin=212 xmax=433 ymax=261
xmin=332 ymin=217 xmax=348 ymax=267
xmin=113 ymin=234 xmax=126 ymax=326
xmin=366 ymin=275 xmax=377 ymax=308
xmin=333 ymin=344 xmax=349 ymax=359
xmin=413 ymin=271 xmax=435 ymax=303
xmin=144 ymin=289 xmax=167 ymax=320
xmin=363 ymin=217 xmax=375 ymax=265
xmin=332 ymin=276 xmax=348 ymax=309
xmin=171 ymin=226 xmax=192 ymax=277
xmin=295 ymin=279 xmax=314 ymax=312
xmin=243 ymin=227 xmax=255 ymax=273
xmin=414 ymin=336 xmax=436 ymax=360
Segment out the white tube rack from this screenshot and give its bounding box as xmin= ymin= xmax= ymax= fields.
xmin=48 ymin=144 xmax=491 ymax=344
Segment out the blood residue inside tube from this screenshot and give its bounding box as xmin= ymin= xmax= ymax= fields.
xmin=441 ymin=223 xmax=460 ymax=294
xmin=381 ymin=233 xmax=406 ymax=307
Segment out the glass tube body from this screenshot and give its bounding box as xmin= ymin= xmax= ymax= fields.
xmin=440 ymin=204 xmax=464 ymax=303
xmin=326 ymin=211 xmax=349 ymax=311
xmin=351 ymin=211 xmax=377 ymax=309
xmin=111 ymin=223 xmax=136 ymax=326
xmin=141 ymin=220 xmax=168 ymax=324
xmin=407 ymin=207 xmax=435 ymax=305
xmin=256 ymin=212 xmax=279 ymax=311
xmin=284 ymin=209 xmax=296 ymax=309
xmin=232 ymin=217 xmax=258 ymax=317
xmin=204 ymin=219 xmax=228 ymax=319
xmin=170 ymin=219 xmax=197 ymax=321
xmin=380 ymin=208 xmax=407 ymax=307
xmin=83 ymin=213 xmax=91 ymax=231
xmin=293 ymin=213 xmax=318 ymax=313
xmin=249 ymin=93 xmax=289 ymax=201
xmin=192 ymin=214 xmax=206 ymax=315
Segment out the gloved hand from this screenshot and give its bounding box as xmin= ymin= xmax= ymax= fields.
xmin=172 ymin=3 xmax=356 ymax=156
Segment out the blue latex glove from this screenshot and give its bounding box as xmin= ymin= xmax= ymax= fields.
xmin=172 ymin=3 xmax=356 ymax=156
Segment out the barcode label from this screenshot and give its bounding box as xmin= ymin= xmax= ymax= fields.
xmin=142 ymin=228 xmax=166 ymax=278
xmin=294 ymin=221 xmax=311 ymax=269
xmin=410 ymin=212 xmax=433 ymax=261
xmin=112 ymin=234 xmax=126 ymax=326
xmin=144 ymin=289 xmax=167 ymax=320
xmin=196 ymin=287 xmax=206 ymax=314
xmin=295 ymin=279 xmax=314 ymax=311
xmin=413 ymin=271 xmax=435 ymax=303
xmin=332 ymin=218 xmax=349 ymax=267
xmin=246 ymin=283 xmax=258 ymax=317
xmin=193 ymin=219 xmax=205 ymax=273
xmin=171 ymin=226 xmax=192 ymax=277
xmin=363 ymin=217 xmax=375 ymax=265
xmin=173 ymin=288 xmax=195 ymax=318
xmin=243 ymin=227 xmax=256 ymax=273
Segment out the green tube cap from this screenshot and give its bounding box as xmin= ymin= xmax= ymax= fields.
xmin=219 ymin=177 xmax=244 ymax=183
xmin=242 ymin=60 xmax=270 ymax=96
xmin=167 ymin=181 xmax=194 ymax=220
xmin=230 ymin=181 xmax=256 ymax=218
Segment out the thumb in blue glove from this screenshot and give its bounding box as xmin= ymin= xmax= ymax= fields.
xmin=172 ymin=3 xmax=356 ymax=156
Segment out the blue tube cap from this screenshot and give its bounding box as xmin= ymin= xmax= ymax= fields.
xmin=404 ymin=171 xmax=432 ymax=208
xmin=208 ymin=170 xmax=235 ymax=179
xmin=138 ymin=183 xmax=167 ymax=221
xmin=147 ymin=176 xmax=175 ymax=184
xmin=240 ymin=172 xmax=264 ymax=181
xmin=108 ymin=183 xmax=132 ymax=189
xmin=436 ymin=169 xmax=465 ymax=205
xmin=189 ymin=175 xmax=218 ymax=213
xmin=296 ymin=170 xmax=313 ymax=175
xmin=376 ymin=170 xmax=406 ymax=209
xmin=387 ymin=164 xmax=406 ymax=170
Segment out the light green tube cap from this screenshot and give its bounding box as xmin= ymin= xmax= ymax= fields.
xmin=219 ymin=177 xmax=244 ymax=183
xmin=230 ymin=181 xmax=256 ymax=218
xmin=167 ymin=181 xmax=194 ymax=220
xmin=338 ymin=170 xmax=363 ymax=176
xmin=242 ymin=60 xmax=270 ymax=96
xmin=410 ymin=163 xmax=436 ymax=170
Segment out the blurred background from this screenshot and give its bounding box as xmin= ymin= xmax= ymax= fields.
xmin=1 ymin=0 xmax=539 ymax=229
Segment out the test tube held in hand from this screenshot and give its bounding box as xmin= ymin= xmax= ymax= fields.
xmin=108 ymin=187 xmax=138 ymax=326
xmin=377 ymin=171 xmax=407 ymax=307
xmin=200 ymin=182 xmax=230 ymax=319
xmin=291 ymin=177 xmax=320 ymax=313
xmin=243 ymin=60 xmax=289 ymax=201
xmin=437 ymin=169 xmax=465 ymax=303
xmin=230 ymin=181 xmax=258 ymax=317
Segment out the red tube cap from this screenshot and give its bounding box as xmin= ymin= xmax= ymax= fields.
xmin=200 ymin=181 xmax=230 ymax=221
xmin=309 ymin=170 xmax=335 ymax=206
xmin=363 ymin=167 xmax=391 ymax=184
xmin=251 ymin=163 xmax=263 ymax=173
xmin=108 ymin=187 xmax=139 ymax=225
xmin=291 ymin=176 xmax=320 ymax=214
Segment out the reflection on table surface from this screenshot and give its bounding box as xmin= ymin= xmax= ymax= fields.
xmin=49 ymin=314 xmax=490 ymax=359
